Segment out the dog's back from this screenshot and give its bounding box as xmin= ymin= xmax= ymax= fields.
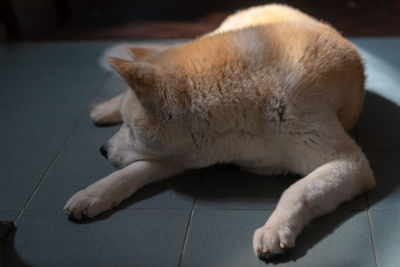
xmin=163 ymin=24 xmax=364 ymax=135
xmin=204 ymin=4 xmax=364 ymax=131
xmin=209 ymin=4 xmax=335 ymax=35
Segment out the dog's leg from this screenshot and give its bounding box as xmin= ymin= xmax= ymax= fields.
xmin=64 ymin=161 xmax=184 ymax=220
xmin=253 ymin=120 xmax=375 ymax=258
xmin=90 ymin=93 xmax=124 ymax=125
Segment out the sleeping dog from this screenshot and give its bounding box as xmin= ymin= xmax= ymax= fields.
xmin=64 ymin=4 xmax=375 ymax=259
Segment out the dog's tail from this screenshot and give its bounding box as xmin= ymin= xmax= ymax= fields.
xmin=99 ymin=43 xmax=132 ymax=72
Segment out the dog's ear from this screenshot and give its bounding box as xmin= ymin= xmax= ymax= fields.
xmin=107 ymin=57 xmax=163 ymax=99
xmin=126 ymin=45 xmax=169 ymax=61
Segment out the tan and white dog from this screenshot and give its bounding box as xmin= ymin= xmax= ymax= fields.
xmin=64 ymin=4 xmax=375 ymax=259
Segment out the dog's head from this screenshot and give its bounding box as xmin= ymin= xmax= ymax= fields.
xmin=100 ymin=47 xmax=194 ymax=168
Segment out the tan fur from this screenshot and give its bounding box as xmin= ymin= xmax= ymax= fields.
xmin=126 ymin=45 xmax=169 ymax=61
xmin=208 ymin=4 xmax=337 ymax=35
xmin=69 ymin=4 xmax=374 ymax=259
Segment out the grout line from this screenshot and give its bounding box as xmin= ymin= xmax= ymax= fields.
xmin=14 ymin=73 xmax=110 ymax=224
xmin=14 ymin=116 xmax=83 ymax=224
xmin=177 ymin=172 xmax=202 ymax=267
xmin=365 ymin=193 xmax=380 ymax=267
xmin=366 ymin=209 xmax=400 ymax=213
xmin=178 ymin=204 xmax=195 ymax=267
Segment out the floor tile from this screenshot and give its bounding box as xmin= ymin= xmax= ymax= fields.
xmin=355 ymin=91 xmax=400 ymax=150
xmin=1 ymin=38 xmax=399 ymax=266
xmin=4 ymin=208 xmax=189 ymax=267
xmin=354 ymin=39 xmax=400 ymax=106
xmin=0 ymin=71 xmax=106 ymax=108
xmin=370 ymin=211 xmax=400 ymax=267
xmin=0 ymin=107 xmax=82 ymax=151
xmin=352 ymin=38 xmax=400 ymax=150
xmin=29 ymin=144 xmax=199 ymax=210
xmin=66 ymin=74 xmax=126 ymax=148
xmin=196 ymin=165 xmax=366 ymax=211
xmin=67 ymin=112 xmax=121 ymax=148
xmin=94 ymin=74 xmax=127 ymax=102
xmin=353 ymin=38 xmax=400 ymax=70
xmin=0 ymin=40 xmax=188 ymax=74
xmin=0 ymin=42 xmax=114 ymax=73
xmin=196 ymin=165 xmax=298 ymax=210
xmin=366 ymin=151 xmax=400 ymax=211
xmin=0 ymin=150 xmax=54 ymax=209
xmin=66 ymin=74 xmax=127 ymax=148
xmin=0 ymin=210 xmax=20 ymax=222
xmin=181 ymin=209 xmax=375 ymax=267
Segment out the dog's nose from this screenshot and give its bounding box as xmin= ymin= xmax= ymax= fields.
xmin=99 ymin=144 xmax=108 ymax=159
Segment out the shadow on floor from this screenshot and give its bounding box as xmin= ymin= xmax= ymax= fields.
xmin=4 ymin=91 xmax=399 ymax=265
xmin=264 ymin=90 xmax=400 ymax=263
xmin=263 ymin=210 xmax=362 ymax=264
xmin=69 ymin=90 xmax=400 ymax=264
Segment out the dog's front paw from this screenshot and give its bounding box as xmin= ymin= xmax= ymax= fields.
xmin=253 ymin=223 xmax=296 ymax=259
xmin=64 ymin=187 xmax=117 ymax=220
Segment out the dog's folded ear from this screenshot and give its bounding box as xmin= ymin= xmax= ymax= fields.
xmin=126 ymin=45 xmax=168 ymax=61
xmin=107 ymin=57 xmax=163 ymax=99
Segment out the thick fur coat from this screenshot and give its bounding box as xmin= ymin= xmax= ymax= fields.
xmin=64 ymin=4 xmax=375 ymax=258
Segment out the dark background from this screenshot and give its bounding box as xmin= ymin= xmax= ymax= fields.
xmin=1 ymin=0 xmax=400 ymax=40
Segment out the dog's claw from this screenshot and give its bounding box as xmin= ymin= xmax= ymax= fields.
xmin=64 ymin=187 xmax=115 ymax=220
xmin=253 ymin=224 xmax=295 ymax=259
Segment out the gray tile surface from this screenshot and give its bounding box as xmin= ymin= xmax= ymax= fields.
xmin=0 ymin=40 xmax=189 ymax=74
xmin=0 ymin=210 xmax=20 ymax=222
xmin=0 ymin=107 xmax=82 ymax=151
xmin=370 ymin=211 xmax=400 ymax=267
xmin=356 ymin=91 xmax=400 ymax=150
xmin=196 ymin=165 xmax=298 ymax=210
xmin=0 ymin=149 xmax=54 ymax=209
xmin=353 ymin=38 xmax=400 ymax=70
xmin=197 ymin=165 xmax=367 ymax=211
xmin=29 ymin=144 xmax=199 ymax=210
xmin=0 ymin=71 xmax=106 ymax=108
xmin=353 ymin=38 xmax=400 ymax=150
xmin=67 ymin=112 xmax=121 ymax=148
xmin=367 ymin=151 xmax=400 ymax=211
xmin=0 ymin=42 xmax=114 ymax=73
xmin=94 ymin=73 xmax=127 ymax=102
xmin=66 ymin=74 xmax=126 ymax=148
xmin=1 ymin=38 xmax=400 ymax=266
xmin=4 ymin=208 xmax=190 ymax=267
xmin=353 ymin=38 xmax=400 ymax=106
xmin=182 ymin=209 xmax=375 ymax=267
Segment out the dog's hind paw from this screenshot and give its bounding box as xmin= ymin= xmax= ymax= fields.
xmin=64 ymin=187 xmax=117 ymax=220
xmin=90 ymin=95 xmax=123 ymax=125
xmin=90 ymin=103 xmax=121 ymax=126
xmin=253 ymin=223 xmax=296 ymax=259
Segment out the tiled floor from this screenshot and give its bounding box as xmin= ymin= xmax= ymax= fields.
xmin=0 ymin=38 xmax=399 ymax=266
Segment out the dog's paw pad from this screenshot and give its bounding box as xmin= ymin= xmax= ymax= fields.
xmin=253 ymin=224 xmax=295 ymax=259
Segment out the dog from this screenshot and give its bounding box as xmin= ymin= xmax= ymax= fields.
xmin=64 ymin=4 xmax=375 ymax=259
